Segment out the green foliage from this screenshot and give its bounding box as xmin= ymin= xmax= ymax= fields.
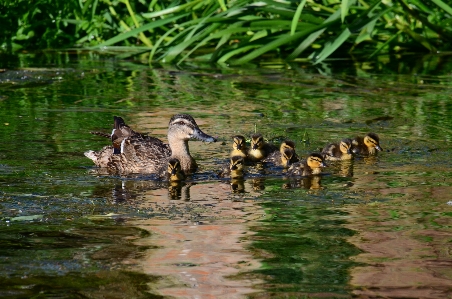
xmin=1 ymin=0 xmax=452 ymax=63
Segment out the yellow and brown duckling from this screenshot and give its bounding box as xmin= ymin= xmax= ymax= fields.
xmin=218 ymin=156 xmax=245 ymax=179
xmin=85 ymin=114 xmax=217 ymax=174
xmin=352 ymin=132 xmax=382 ymax=156
xmin=230 ymin=135 xmax=248 ymax=158
xmin=166 ymin=158 xmax=185 ymax=181
xmin=248 ymin=133 xmax=277 ymax=162
xmin=321 ymin=138 xmax=354 ymax=161
xmin=264 ymin=140 xmax=300 ymax=168
xmin=286 ymin=153 xmax=327 ymax=176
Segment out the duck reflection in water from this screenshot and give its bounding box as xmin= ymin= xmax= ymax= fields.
xmin=230 ymin=178 xmax=245 ymax=193
xmin=283 ymin=175 xmax=322 ymax=190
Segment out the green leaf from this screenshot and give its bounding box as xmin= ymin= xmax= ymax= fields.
xmin=217 ymin=0 xmax=228 ymax=11
xmin=313 ymin=27 xmax=351 ymax=64
xmin=341 ymin=0 xmax=356 ymax=23
xmin=232 ymin=28 xmax=318 ymax=65
xmin=430 ymin=0 xmax=452 ymax=16
xmin=291 ymin=0 xmax=308 ymax=35
xmin=91 ymin=14 xmax=188 ymax=48
xmin=288 ymin=9 xmax=341 ymax=60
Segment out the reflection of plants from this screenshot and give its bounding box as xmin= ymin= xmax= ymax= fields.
xmin=2 ymin=0 xmax=452 ymax=63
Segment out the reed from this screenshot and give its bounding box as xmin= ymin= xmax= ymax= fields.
xmin=2 ymin=0 xmax=451 ymax=64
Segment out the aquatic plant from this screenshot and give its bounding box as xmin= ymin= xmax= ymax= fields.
xmin=1 ymin=0 xmax=452 ymax=64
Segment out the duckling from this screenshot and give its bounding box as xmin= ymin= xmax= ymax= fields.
xmin=264 ymin=140 xmax=300 ymax=168
xmin=218 ymin=156 xmax=245 ymax=179
xmin=166 ymin=158 xmax=185 ymax=181
xmin=286 ymin=153 xmax=327 ymax=176
xmin=230 ymin=135 xmax=247 ymax=158
xmin=85 ymin=114 xmax=217 ymax=174
xmin=248 ymin=133 xmax=277 ymax=162
xmin=352 ymin=133 xmax=382 ymax=156
xmin=321 ymin=138 xmax=354 ymax=161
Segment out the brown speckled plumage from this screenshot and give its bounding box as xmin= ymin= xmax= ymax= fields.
xmin=85 ymin=114 xmax=216 ymax=175
xmin=286 ymin=153 xmax=326 ymax=176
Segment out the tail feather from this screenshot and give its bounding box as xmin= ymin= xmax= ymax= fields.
xmin=90 ymin=131 xmax=111 ymax=138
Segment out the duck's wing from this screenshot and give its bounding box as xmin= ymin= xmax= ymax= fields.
xmin=107 ymin=137 xmax=171 ymax=174
xmin=286 ymin=160 xmax=308 ymax=176
xmin=263 ymin=150 xmax=281 ymax=163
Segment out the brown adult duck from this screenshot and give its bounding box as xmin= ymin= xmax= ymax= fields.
xmin=85 ymin=114 xmax=216 ymax=174
xmin=321 ymin=138 xmax=354 ymax=161
xmin=352 ymin=132 xmax=382 ymax=156
xmin=286 ymin=153 xmax=327 ymax=176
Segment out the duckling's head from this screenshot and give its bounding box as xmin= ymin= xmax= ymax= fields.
xmin=167 ymin=158 xmax=185 ymax=181
xmin=251 ymin=134 xmax=264 ymax=150
xmin=168 ymin=114 xmax=217 ymax=143
xmin=230 ymin=156 xmax=245 ymax=172
xmin=281 ymin=148 xmax=296 ymax=168
xmin=306 ymin=153 xmax=327 ymax=169
xmin=339 ymin=138 xmax=353 ymax=154
xmin=232 ymin=135 xmax=246 ymax=151
xmin=364 ymin=133 xmax=383 ymax=151
xmin=280 ymin=140 xmax=296 ymax=152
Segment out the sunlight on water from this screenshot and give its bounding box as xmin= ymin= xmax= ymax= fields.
xmin=0 ymin=52 xmax=452 ymax=298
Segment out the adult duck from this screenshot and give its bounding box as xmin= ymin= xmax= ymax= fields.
xmin=85 ymin=114 xmax=216 ymax=174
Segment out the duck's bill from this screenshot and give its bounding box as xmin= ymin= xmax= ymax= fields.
xmin=191 ymin=128 xmax=217 ymax=142
xmin=320 ymin=162 xmax=328 ymax=168
xmin=376 ymin=145 xmax=383 ymax=151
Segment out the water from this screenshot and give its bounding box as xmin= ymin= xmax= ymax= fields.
xmin=1 ymin=52 xmax=452 ymax=298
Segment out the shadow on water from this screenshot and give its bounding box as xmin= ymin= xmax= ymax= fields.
xmin=1 ymin=51 xmax=452 ymax=297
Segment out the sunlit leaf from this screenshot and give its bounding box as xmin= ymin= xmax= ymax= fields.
xmin=291 ymin=0 xmax=308 ymax=35
xmin=313 ymin=28 xmax=351 ymax=64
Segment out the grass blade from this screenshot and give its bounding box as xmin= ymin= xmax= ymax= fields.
xmin=313 ymin=27 xmax=351 ymax=64
xmin=91 ymin=14 xmax=188 ymax=48
xmin=430 ymin=0 xmax=452 ymax=15
xmin=291 ymin=0 xmax=308 ymax=35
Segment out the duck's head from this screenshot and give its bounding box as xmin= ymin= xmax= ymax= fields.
xmin=232 ymin=135 xmax=246 ymax=151
xmin=230 ymin=155 xmax=245 ymax=172
xmin=251 ymin=134 xmax=264 ymax=150
xmin=364 ymin=133 xmax=382 ymax=151
xmin=168 ymin=114 xmax=217 ymax=143
xmin=280 ymin=140 xmax=296 ymax=153
xmin=307 ymin=153 xmax=327 ymax=169
xmin=167 ymin=158 xmax=185 ymax=181
xmin=111 ymin=116 xmax=133 ymax=154
xmin=281 ymin=148 xmax=296 ymax=168
xmin=339 ymin=138 xmax=353 ymax=154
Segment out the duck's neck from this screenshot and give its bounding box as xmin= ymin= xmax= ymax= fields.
xmin=168 ymin=136 xmax=196 ymax=173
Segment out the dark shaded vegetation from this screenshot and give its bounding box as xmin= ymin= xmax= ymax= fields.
xmin=1 ymin=0 xmax=452 ymax=64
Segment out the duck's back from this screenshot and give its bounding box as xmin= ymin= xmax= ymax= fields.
xmin=112 ymin=137 xmax=171 ymax=174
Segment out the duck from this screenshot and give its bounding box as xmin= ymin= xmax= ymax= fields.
xmin=85 ymin=114 xmax=217 ymax=174
xmin=352 ymin=132 xmax=382 ymax=156
xmin=286 ymin=153 xmax=327 ymax=176
xmin=321 ymin=138 xmax=354 ymax=161
xmin=85 ymin=116 xmax=160 ymax=166
xmin=218 ymin=156 xmax=245 ymax=179
xmin=247 ymin=133 xmax=277 ymax=162
xmin=264 ymin=140 xmax=300 ymax=168
xmin=166 ymin=158 xmax=185 ymax=181
xmin=230 ymin=135 xmax=248 ymax=158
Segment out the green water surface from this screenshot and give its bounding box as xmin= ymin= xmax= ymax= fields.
xmin=1 ymin=52 xmax=452 ymax=298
